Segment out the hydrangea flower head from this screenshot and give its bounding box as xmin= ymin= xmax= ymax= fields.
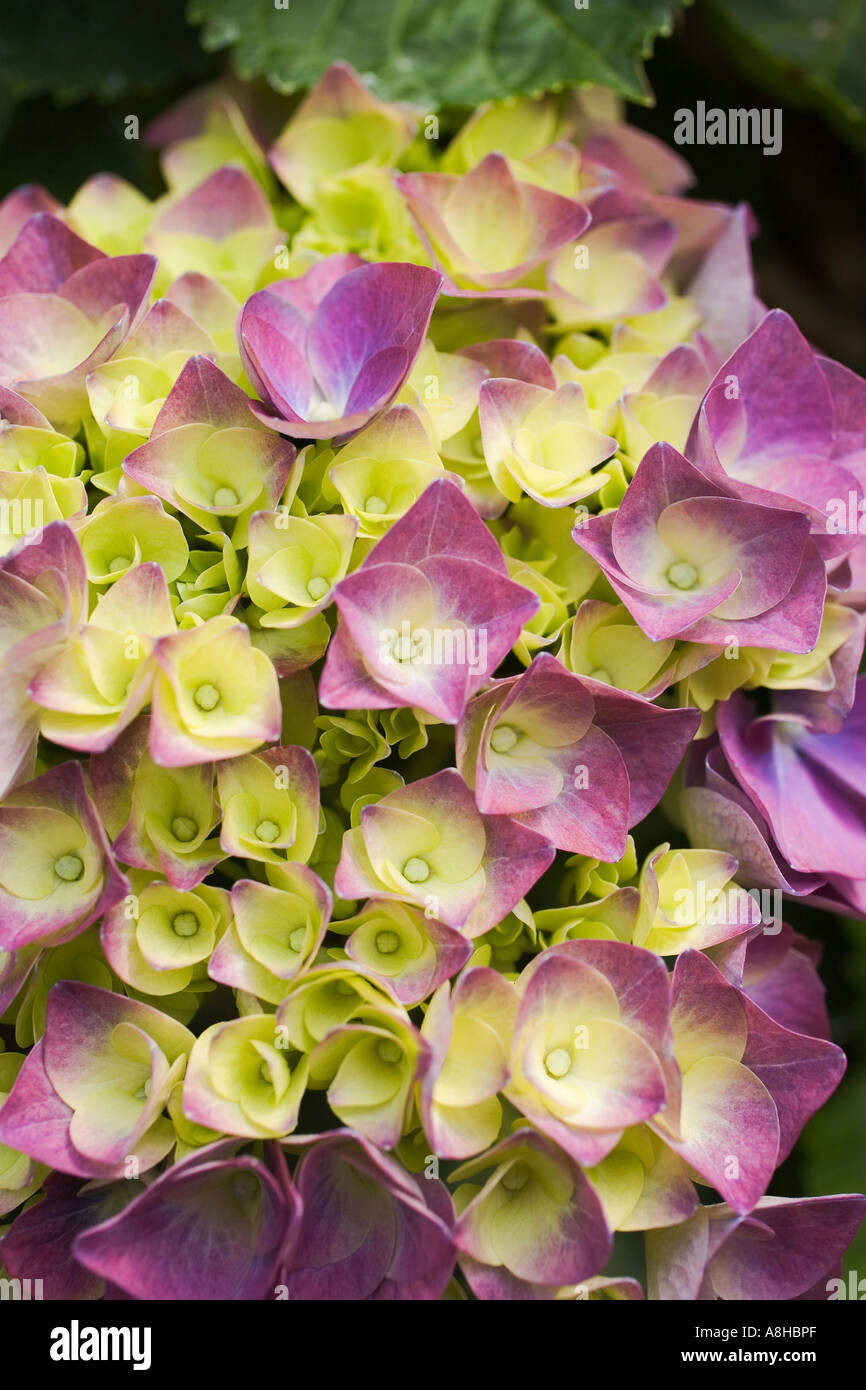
xmin=0 ymin=58 xmax=860 ymax=1305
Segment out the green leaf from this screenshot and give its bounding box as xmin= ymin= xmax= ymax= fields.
xmin=188 ymin=0 xmax=685 ymax=108
xmin=706 ymin=0 xmax=866 ymax=144
xmin=0 ymin=0 xmax=215 ymax=105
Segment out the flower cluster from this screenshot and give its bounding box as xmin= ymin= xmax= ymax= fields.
xmin=0 ymin=63 xmax=863 ymax=1302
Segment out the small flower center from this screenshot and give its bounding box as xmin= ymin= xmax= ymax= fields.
xmin=171 ymin=911 xmax=199 ymax=938
xmin=502 ymin=1161 xmax=530 ymax=1192
xmin=490 ymin=724 xmax=519 ymax=753
xmin=306 ymin=575 xmax=329 ymax=601
xmin=171 ymin=815 xmax=198 ymax=842
xmin=391 ymin=632 xmax=422 ymax=663
xmin=365 ymin=495 xmax=388 ymax=514
xmin=589 ymin=668 xmax=612 ymax=684
xmin=213 ymin=486 xmax=238 ymax=507
xmin=544 ymin=1046 xmax=572 ymax=1079
xmin=193 ymin=683 xmax=221 ymax=711
xmin=134 ymin=1077 xmax=151 ymax=1100
xmin=334 ymin=980 xmax=356 ymax=996
xmin=255 ymin=819 xmax=281 ymax=843
xmin=403 ymin=856 xmax=430 ymax=884
xmin=288 ymin=927 xmax=307 ymax=953
xmin=375 ymin=930 xmax=401 ymax=956
xmin=54 ymin=854 xmax=84 ymax=882
xmin=107 ymin=555 xmax=129 ymax=573
xmin=775 ymin=719 xmax=807 ymax=747
xmin=666 ymin=561 xmax=699 ymax=591
xmin=376 ymin=1038 xmax=403 ymax=1064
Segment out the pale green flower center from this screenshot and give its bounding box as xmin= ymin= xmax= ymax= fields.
xmin=403 ymin=856 xmax=430 ymax=884
xmin=255 ymin=819 xmax=281 ymax=843
xmin=502 ymin=1161 xmax=530 ymax=1192
xmin=55 ymin=854 xmax=84 ymax=882
xmin=170 ymin=815 xmax=198 ymax=843
xmin=213 ymin=486 xmax=238 ymax=507
xmin=172 ymin=911 xmax=199 ymax=938
xmin=490 ymin=724 xmax=519 ymax=753
xmin=107 ymin=555 xmax=129 ymax=573
xmin=306 ymin=576 xmax=329 ymax=601
xmin=365 ymin=495 xmax=388 ymax=514
xmin=544 ymin=1047 xmax=572 ymax=1078
xmin=589 ymin=668 xmax=612 ymax=684
xmin=391 ymin=632 xmax=422 ymax=663
xmin=134 ymin=1077 xmax=152 ymax=1100
xmin=376 ymin=1037 xmax=402 ymax=1064
xmin=666 ymin=561 xmax=699 ymax=591
xmin=194 ymin=683 xmax=221 ymax=711
xmin=775 ymin=719 xmax=807 ymax=747
xmin=334 ymin=980 xmax=356 ymax=996
xmin=375 ymin=930 xmax=401 ymax=955
xmin=289 ymin=927 xmax=307 ymax=953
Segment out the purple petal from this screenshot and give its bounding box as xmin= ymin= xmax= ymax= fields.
xmin=75 ymin=1142 xmax=299 ymax=1300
